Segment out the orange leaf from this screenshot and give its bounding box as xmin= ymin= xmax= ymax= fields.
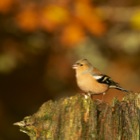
xmin=75 ymin=1 xmax=106 ymax=36
xmin=60 ymin=22 xmax=85 ymax=46
xmin=0 ymin=0 xmax=15 ymax=13
xmin=40 ymin=5 xmax=69 ymax=32
xmin=15 ymin=4 xmax=38 ymax=32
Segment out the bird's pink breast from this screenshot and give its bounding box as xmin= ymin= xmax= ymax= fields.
xmin=76 ymin=73 xmax=108 ymax=94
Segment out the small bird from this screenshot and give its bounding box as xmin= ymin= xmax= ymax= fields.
xmin=72 ymin=58 xmax=129 ymax=98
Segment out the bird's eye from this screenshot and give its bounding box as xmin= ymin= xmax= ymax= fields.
xmin=80 ymin=64 xmax=83 ymax=66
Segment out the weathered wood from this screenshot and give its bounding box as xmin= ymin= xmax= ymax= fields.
xmin=14 ymin=93 xmax=140 ymax=140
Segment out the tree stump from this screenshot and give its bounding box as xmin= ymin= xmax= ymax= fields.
xmin=14 ymin=93 xmax=140 ymax=140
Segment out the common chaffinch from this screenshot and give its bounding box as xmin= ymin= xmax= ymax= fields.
xmin=72 ymin=58 xmax=129 ymax=98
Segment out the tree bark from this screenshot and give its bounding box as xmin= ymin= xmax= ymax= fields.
xmin=14 ymin=93 xmax=140 ymax=140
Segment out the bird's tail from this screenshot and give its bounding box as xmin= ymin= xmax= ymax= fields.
xmin=110 ymin=85 xmax=130 ymax=93
xmin=96 ymin=74 xmax=131 ymax=93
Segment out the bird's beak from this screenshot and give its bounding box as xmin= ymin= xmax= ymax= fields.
xmin=72 ymin=64 xmax=78 ymax=69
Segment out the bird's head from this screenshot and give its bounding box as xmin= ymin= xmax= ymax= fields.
xmin=72 ymin=59 xmax=92 ymax=73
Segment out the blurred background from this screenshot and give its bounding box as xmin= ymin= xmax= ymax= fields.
xmin=0 ymin=0 xmax=140 ymax=139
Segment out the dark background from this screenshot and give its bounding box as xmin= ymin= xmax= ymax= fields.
xmin=0 ymin=0 xmax=140 ymax=139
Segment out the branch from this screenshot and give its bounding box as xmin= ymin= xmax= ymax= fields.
xmin=14 ymin=93 xmax=140 ymax=140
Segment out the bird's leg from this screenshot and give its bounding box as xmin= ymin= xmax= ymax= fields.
xmin=84 ymin=94 xmax=89 ymax=99
xmin=84 ymin=92 xmax=91 ymax=99
xmin=87 ymin=92 xmax=91 ymax=97
xmin=101 ymin=92 xmax=106 ymax=101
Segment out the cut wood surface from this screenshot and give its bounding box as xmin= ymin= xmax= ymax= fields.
xmin=14 ymin=93 xmax=140 ymax=140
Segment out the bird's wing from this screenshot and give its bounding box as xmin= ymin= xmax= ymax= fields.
xmin=92 ymin=74 xmax=129 ymax=92
xmin=92 ymin=74 xmax=119 ymax=86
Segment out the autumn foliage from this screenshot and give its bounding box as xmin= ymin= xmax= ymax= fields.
xmin=0 ymin=0 xmax=106 ymax=46
xmin=0 ymin=1 xmax=140 ymax=140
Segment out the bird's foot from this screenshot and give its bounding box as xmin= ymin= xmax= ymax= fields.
xmin=84 ymin=92 xmax=91 ymax=99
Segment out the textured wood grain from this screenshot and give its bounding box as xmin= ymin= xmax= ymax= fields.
xmin=14 ymin=93 xmax=140 ymax=140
